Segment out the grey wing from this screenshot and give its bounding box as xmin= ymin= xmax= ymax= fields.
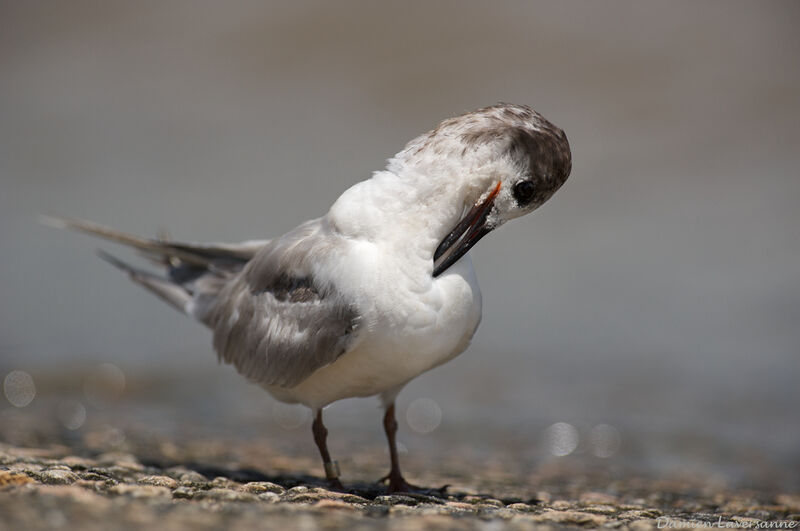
xmin=208 ymin=219 xmax=360 ymax=388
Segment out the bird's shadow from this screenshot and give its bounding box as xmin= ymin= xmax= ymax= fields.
xmin=138 ymin=457 xmax=531 ymax=504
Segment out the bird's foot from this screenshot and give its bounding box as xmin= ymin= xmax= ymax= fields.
xmin=378 ymin=471 xmax=448 ymax=495
xmin=326 ymin=477 xmax=345 ymax=491
xmin=323 ymin=460 xmax=345 ymax=491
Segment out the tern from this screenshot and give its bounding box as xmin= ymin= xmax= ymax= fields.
xmin=47 ymin=103 xmax=572 ymax=493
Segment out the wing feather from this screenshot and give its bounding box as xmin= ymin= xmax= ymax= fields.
xmin=208 ymin=219 xmax=359 ymax=388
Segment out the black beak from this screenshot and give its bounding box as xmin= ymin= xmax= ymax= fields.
xmin=433 ymin=181 xmax=502 ymax=277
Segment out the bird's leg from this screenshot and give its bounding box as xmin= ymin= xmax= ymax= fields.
xmin=380 ymin=402 xmax=417 ymax=493
xmin=312 ymin=409 xmax=343 ymax=490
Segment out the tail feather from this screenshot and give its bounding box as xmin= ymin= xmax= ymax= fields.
xmin=43 ymin=215 xmax=263 ymax=319
xmin=96 ymin=250 xmax=192 ymax=313
xmin=40 ymin=216 xmax=261 ymax=268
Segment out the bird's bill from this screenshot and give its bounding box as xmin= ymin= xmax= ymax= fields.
xmin=432 ymin=181 xmax=502 ymax=277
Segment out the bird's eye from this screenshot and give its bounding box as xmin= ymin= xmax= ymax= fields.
xmin=513 ymin=180 xmax=536 ymax=205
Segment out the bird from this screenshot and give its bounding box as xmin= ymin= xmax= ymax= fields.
xmin=45 ymin=103 xmax=572 ymax=493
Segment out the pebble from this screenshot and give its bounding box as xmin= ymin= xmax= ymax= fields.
xmin=79 ymin=472 xmax=113 ymax=482
xmin=479 ymin=498 xmax=504 ymax=507
xmin=620 ymin=509 xmax=662 ymax=519
xmin=507 ymin=503 xmax=536 ymax=512
xmin=532 ymin=509 xmax=608 ymax=525
xmin=239 ymin=481 xmax=285 ymax=495
xmin=108 ymin=484 xmax=172 ymax=498
xmin=285 ymin=492 xmax=329 ymax=503
xmin=7 ymin=463 xmax=44 ymax=475
xmin=39 ymin=469 xmax=79 ymax=485
xmin=619 ymin=503 xmax=646 ymax=510
xmin=210 ymin=476 xmax=239 ymax=489
xmin=193 ymin=488 xmax=258 ymax=502
xmin=138 ymin=475 xmax=179 ymax=489
xmin=336 ymin=494 xmax=370 ymax=504
xmin=178 ymin=473 xmax=209 ymax=486
xmin=101 ymin=465 xmax=141 ymax=481
xmin=462 ymin=495 xmax=492 ymax=505
xmin=445 ymin=501 xmax=477 ymax=511
xmin=45 ymin=465 xmax=73 ymax=472
xmin=374 ymin=494 xmax=420 ymax=506
xmin=164 ymin=467 xmax=208 ymax=485
xmin=550 ymin=499 xmax=572 ymax=510
xmin=171 ymin=486 xmax=195 ymax=499
xmin=257 ymin=492 xmax=281 ymax=503
xmin=0 ymin=470 xmax=34 ymax=487
xmin=583 ymin=504 xmax=618 ymax=514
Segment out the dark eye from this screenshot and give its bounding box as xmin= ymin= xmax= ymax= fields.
xmin=513 ymin=180 xmax=536 ymax=205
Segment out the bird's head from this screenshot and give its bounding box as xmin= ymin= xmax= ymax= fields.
xmin=390 ymin=103 xmax=571 ymax=276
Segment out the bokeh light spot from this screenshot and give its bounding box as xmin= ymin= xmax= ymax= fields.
xmin=57 ymin=400 xmax=87 ymax=430
xmin=545 ymin=422 xmax=579 ymax=456
xmin=589 ymin=424 xmax=621 ymax=458
xmin=405 ymin=398 xmax=442 ymax=434
xmin=3 ymin=370 xmax=36 ymax=408
xmin=272 ymin=402 xmax=309 ymax=430
xmin=83 ymin=363 xmax=126 ymax=408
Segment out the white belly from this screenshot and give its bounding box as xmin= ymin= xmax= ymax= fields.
xmin=265 ymin=256 xmax=482 ymax=409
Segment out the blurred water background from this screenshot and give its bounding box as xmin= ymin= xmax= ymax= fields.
xmin=1 ymin=1 xmax=798 ymax=491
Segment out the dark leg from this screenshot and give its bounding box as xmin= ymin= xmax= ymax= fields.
xmin=381 ymin=402 xmax=415 ymax=493
xmin=312 ymin=409 xmax=343 ymax=490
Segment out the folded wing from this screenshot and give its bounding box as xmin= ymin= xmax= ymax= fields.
xmin=46 ymin=215 xmax=360 ymax=389
xmin=208 ymin=219 xmax=361 ymax=388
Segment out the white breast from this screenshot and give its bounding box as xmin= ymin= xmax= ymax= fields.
xmin=265 ymin=254 xmax=482 ymax=410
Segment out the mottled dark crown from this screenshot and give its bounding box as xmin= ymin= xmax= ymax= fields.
xmin=460 ymin=103 xmax=571 ymax=181
xmin=391 ymin=103 xmax=571 ymax=210
xmin=455 ymin=103 xmax=572 ymax=207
